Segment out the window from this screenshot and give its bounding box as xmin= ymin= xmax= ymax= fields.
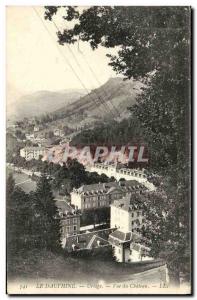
xmin=132 ymin=212 xmax=134 ymax=217
xmin=73 ymin=218 xmax=77 ymax=224
xmin=132 ymin=221 xmax=134 ymax=225
xmin=73 ymin=225 xmax=77 ymax=231
xmin=137 ymin=212 xmax=140 ymax=217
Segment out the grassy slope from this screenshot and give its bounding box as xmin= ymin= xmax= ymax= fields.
xmin=7 ymin=249 xmax=164 ymax=283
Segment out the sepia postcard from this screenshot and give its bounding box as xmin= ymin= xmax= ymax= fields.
xmin=6 ymin=5 xmax=192 ymax=295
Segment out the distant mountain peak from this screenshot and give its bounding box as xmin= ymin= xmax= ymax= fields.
xmin=7 ymin=89 xmax=87 ymax=121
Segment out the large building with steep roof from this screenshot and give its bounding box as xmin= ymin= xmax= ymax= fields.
xmin=70 ymin=180 xmax=146 ymax=211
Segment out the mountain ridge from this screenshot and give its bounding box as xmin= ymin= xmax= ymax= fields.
xmin=52 ymin=77 xmax=143 ymax=120
xmin=7 ymin=89 xmax=87 ymax=121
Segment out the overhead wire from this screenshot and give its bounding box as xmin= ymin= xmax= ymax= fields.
xmin=77 ymin=40 xmax=121 ymax=117
xmin=32 ymin=7 xmax=106 ymax=116
xmin=51 ymin=18 xmax=117 ymax=118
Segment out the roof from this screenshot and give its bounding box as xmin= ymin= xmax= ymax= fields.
xmin=108 ymin=231 xmax=141 ymax=246
xmin=73 ymin=180 xmax=145 ymax=196
xmin=55 ymin=200 xmax=80 ymax=217
xmin=111 ymin=193 xmax=145 ymax=212
xmin=93 ymin=163 xmax=146 ymax=176
xmin=131 ymin=243 xmax=150 ymax=252
xmin=109 ymin=230 xmax=132 ymax=242
xmin=132 ymin=243 xmax=141 ymax=252
xmin=63 ymin=228 xmax=114 ymax=251
xmin=22 ymin=147 xmax=45 ymax=151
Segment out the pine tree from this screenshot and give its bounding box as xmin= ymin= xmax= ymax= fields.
xmin=34 ymin=175 xmax=61 ymax=251
xmin=7 ymin=173 xmax=31 ymax=256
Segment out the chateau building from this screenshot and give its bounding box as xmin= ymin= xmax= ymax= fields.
xmin=71 ymin=180 xmax=146 ymax=211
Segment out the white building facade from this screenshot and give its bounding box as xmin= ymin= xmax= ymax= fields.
xmin=110 ymin=195 xmax=145 ymax=233
xmin=109 ymin=194 xmax=153 ymax=263
xmin=71 ymin=180 xmax=146 ymax=211
xmin=20 ymin=147 xmax=46 ymax=160
xmin=86 ymin=163 xmax=156 ymax=191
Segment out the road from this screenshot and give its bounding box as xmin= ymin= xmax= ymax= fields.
xmin=12 ymin=171 xmax=37 ymax=193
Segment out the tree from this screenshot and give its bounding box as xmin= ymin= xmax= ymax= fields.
xmin=15 ymin=129 xmax=26 ymax=140
xmin=6 ymin=173 xmax=15 ymax=196
xmin=44 ymin=7 xmax=190 ymax=78
xmin=44 ymin=6 xmax=191 ymax=284
xmin=34 ymin=175 xmax=61 ymax=251
xmin=66 ymin=159 xmax=87 ymax=188
xmin=45 ymin=130 xmax=54 ymax=139
xmin=71 ymin=118 xmax=143 ymax=146
xmin=7 ymin=173 xmax=32 ymax=257
xmin=52 ymin=164 xmax=69 ymax=191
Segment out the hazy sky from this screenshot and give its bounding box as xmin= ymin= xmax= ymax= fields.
xmin=6 ymin=6 xmax=119 ymax=98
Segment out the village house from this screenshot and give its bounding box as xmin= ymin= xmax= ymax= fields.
xmin=55 ymin=200 xmax=81 ymax=240
xmin=108 ymin=230 xmax=151 ymax=263
xmin=20 ymin=146 xmax=46 ymax=160
xmin=108 ymin=194 xmax=153 ymax=263
xmin=71 ymin=180 xmax=146 ymax=211
xmin=34 ymin=125 xmax=40 ymax=132
xmin=60 ymin=212 xmax=80 ymax=239
xmin=53 ymin=128 xmax=64 ymax=137
xmin=25 ymin=132 xmax=35 ymax=141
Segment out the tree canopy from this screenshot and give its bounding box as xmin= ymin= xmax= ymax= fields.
xmin=44 ymin=6 xmax=190 ymax=79
xmin=7 ymin=172 xmax=61 ymax=267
